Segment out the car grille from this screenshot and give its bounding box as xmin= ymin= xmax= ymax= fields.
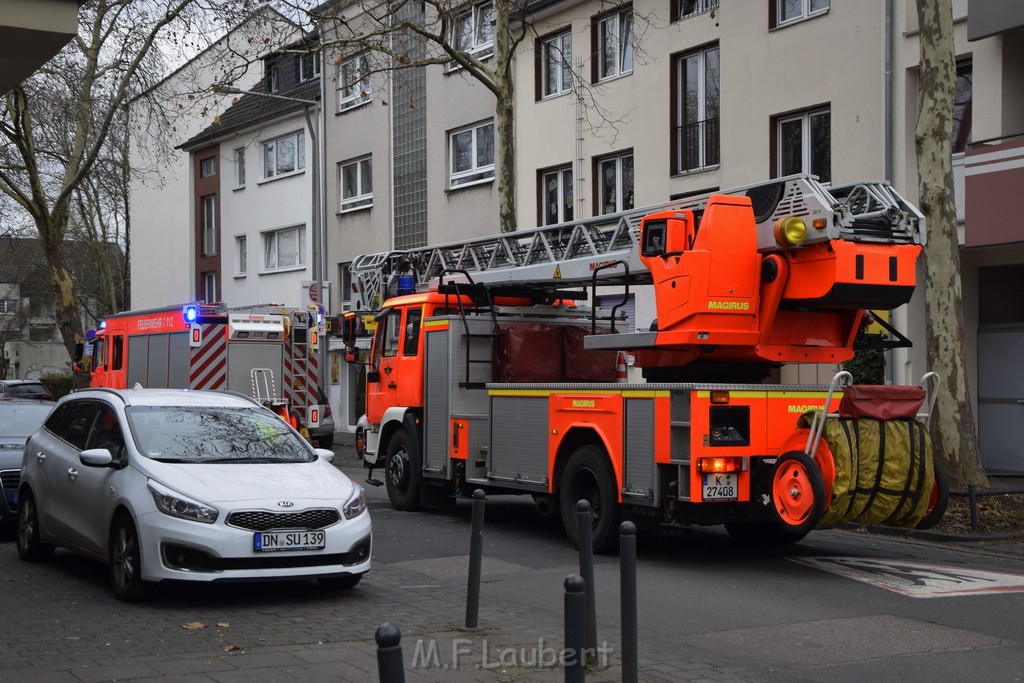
xmin=226 ymin=508 xmax=340 ymax=531
xmin=0 ymin=469 xmax=19 ymax=511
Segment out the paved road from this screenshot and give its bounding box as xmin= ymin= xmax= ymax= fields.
xmin=1 ymin=444 xmax=1022 ymax=682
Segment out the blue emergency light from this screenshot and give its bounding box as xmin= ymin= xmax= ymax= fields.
xmin=183 ymin=305 xmax=199 ymax=324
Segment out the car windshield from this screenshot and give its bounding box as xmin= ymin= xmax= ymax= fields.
xmin=126 ymin=405 xmax=315 ymax=464
xmin=0 ymin=401 xmax=53 ymax=439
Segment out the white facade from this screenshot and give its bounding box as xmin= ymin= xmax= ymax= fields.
xmin=128 ymin=10 xmax=295 ymax=310
xmin=217 ymin=111 xmax=319 ymax=309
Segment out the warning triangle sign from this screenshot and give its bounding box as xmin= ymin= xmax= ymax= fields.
xmin=553 ymin=265 xmax=562 ymax=279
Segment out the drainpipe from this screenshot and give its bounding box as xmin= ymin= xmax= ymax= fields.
xmin=884 ymin=0 xmax=895 ymax=385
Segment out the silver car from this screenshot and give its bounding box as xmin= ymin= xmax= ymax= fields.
xmin=17 ymin=387 xmax=370 ymax=601
xmin=0 ymin=399 xmax=54 ymax=521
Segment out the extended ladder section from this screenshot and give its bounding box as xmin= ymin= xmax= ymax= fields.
xmin=350 ymin=174 xmax=924 ymax=311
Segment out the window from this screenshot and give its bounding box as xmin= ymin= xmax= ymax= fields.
xmin=675 ymin=45 xmax=720 ymax=173
xmin=403 ymin=309 xmax=422 ymax=357
xmin=234 ymin=147 xmax=246 ymax=186
xmin=773 ymin=0 xmax=829 ymax=27
xmin=300 ymin=52 xmax=320 ymax=81
xmin=596 ymin=151 xmax=634 ymax=215
xmin=338 ymin=53 xmax=370 ymax=111
xmin=200 ymin=156 xmax=216 ymax=178
xmin=266 ymin=62 xmax=279 ymax=92
xmin=203 ymin=272 xmax=217 ymax=303
xmin=449 ymin=1 xmax=494 ymax=61
xmin=540 ymin=31 xmax=572 ymax=99
xmin=0 ymin=299 xmax=18 ymax=314
xmin=953 ymin=61 xmax=972 ymax=154
xmin=596 ymin=8 xmax=633 ymax=82
xmin=449 ymin=121 xmax=495 ymax=188
xmin=340 ymin=156 xmax=373 ymax=211
xmin=202 ymin=195 xmax=216 ymax=256
xmin=263 ymin=131 xmax=305 ymax=178
xmin=236 ymin=235 xmax=247 ymax=276
xmin=775 ymin=107 xmax=830 ymax=183
xmin=540 ymin=165 xmax=573 ymax=225
xmin=264 ymin=226 xmax=306 ymax=271
xmin=672 ymin=0 xmax=718 ymax=22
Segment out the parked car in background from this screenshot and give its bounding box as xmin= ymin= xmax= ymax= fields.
xmin=0 ymin=380 xmax=53 ymax=401
xmin=16 ymin=387 xmax=370 ymax=601
xmin=0 ymin=399 xmax=54 ymax=521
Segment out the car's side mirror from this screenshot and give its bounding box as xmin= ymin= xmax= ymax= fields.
xmin=314 ymin=448 xmax=334 ymax=462
xmin=367 ymin=370 xmax=381 ymax=383
xmin=80 ymin=448 xmax=114 ymax=467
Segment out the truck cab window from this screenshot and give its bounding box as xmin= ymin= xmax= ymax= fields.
xmin=112 ymin=336 xmax=124 ymax=371
xmin=403 ymin=309 xmax=422 ymax=357
xmin=381 ymin=309 xmax=401 ymax=358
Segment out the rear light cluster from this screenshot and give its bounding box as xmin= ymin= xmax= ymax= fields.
xmin=696 ymin=457 xmax=747 ymax=474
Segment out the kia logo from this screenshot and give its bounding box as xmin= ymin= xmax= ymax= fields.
xmin=277 ymin=501 xmax=294 ymax=508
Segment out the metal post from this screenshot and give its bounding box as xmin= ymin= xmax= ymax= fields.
xmin=564 ymin=575 xmax=586 ymax=683
xmin=620 ymin=521 xmax=638 ymax=683
xmin=375 ymin=623 xmax=405 ymax=683
xmin=300 ymin=103 xmax=328 ymax=407
xmin=463 ymin=488 xmax=486 ymax=631
xmin=576 ymin=499 xmax=597 ymax=654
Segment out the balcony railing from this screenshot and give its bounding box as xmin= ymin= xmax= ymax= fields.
xmin=964 ymin=133 xmax=1024 ymax=247
xmin=676 ymin=117 xmax=720 ymax=174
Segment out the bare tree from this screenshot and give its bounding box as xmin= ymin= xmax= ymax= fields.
xmin=914 ymin=0 xmax=988 ymax=487
xmin=0 ymin=0 xmax=247 ymax=360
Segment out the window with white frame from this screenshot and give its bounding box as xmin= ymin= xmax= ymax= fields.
xmin=596 ymin=151 xmax=634 ymax=215
xmin=338 ymin=53 xmax=371 ymax=111
xmin=264 ymin=225 xmax=306 ymax=271
xmin=263 ymin=130 xmax=305 ymax=179
xmin=234 ymin=147 xmax=246 ymax=186
xmin=203 ymin=272 xmax=217 ymax=303
xmin=340 ymin=156 xmax=373 ymax=211
xmin=540 ymin=30 xmax=572 ymax=99
xmin=775 ymin=0 xmax=829 ymax=27
xmin=202 ymin=195 xmax=216 ymax=256
xmin=596 ymin=8 xmax=633 ymax=82
xmin=236 ymin=235 xmax=247 ymax=276
xmin=200 ymin=156 xmax=216 ymax=178
xmin=776 ymin=107 xmax=830 ymax=183
xmin=672 ymin=0 xmax=718 ymax=22
xmin=300 ymin=52 xmax=320 ymax=81
xmin=675 ymin=44 xmax=720 ymax=173
xmin=449 ymin=121 xmax=495 ymax=188
xmin=266 ymin=62 xmax=279 ymax=92
xmin=540 ymin=165 xmax=573 ymax=225
xmin=449 ymin=1 xmax=494 ymax=61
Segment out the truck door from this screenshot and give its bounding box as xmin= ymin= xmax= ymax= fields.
xmin=366 ymin=306 xmax=424 ymax=424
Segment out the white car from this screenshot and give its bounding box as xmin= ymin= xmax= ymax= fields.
xmin=16 ymin=387 xmax=370 ymax=601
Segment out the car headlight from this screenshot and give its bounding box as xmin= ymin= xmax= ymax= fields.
xmin=343 ymin=485 xmax=366 ymax=520
xmin=148 ymin=480 xmax=218 ymax=524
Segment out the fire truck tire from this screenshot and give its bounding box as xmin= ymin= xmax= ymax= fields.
xmin=769 ymin=450 xmax=826 ymax=539
xmin=385 ymin=429 xmax=422 ymax=511
xmin=559 ymin=446 xmax=621 ymax=554
xmin=914 ymin=453 xmax=950 ymax=530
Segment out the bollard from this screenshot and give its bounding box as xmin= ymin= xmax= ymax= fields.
xmin=462 ymin=488 xmax=486 ymax=631
xmin=375 ymin=623 xmax=405 ymax=683
xmin=619 ymin=521 xmax=638 ymax=683
xmin=576 ymin=499 xmax=598 ymax=654
xmin=564 ymin=574 xmax=586 ymax=683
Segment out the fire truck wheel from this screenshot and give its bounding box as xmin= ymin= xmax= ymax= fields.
xmin=914 ymin=453 xmax=950 ymax=530
xmin=559 ymin=446 xmax=621 ymax=554
xmin=770 ymin=450 xmax=826 ymax=539
xmin=385 ymin=429 xmax=422 ymax=511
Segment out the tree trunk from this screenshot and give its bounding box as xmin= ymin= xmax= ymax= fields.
xmin=36 ymin=212 xmax=84 ymax=360
xmin=915 ymin=0 xmax=988 ymax=488
xmin=494 ymin=0 xmax=517 ymax=233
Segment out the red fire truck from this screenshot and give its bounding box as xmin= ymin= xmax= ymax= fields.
xmin=343 ymin=175 xmax=946 ymax=550
xmin=79 ymin=302 xmax=331 ymax=446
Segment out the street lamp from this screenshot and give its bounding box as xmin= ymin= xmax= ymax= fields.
xmin=214 ymin=85 xmax=327 ymax=408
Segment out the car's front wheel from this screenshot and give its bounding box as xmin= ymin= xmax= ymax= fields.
xmin=109 ymin=515 xmax=150 ymax=602
xmin=16 ymin=492 xmax=54 ymax=562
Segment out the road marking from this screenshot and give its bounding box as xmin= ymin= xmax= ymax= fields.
xmin=790 ymin=556 xmax=1024 ymax=598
